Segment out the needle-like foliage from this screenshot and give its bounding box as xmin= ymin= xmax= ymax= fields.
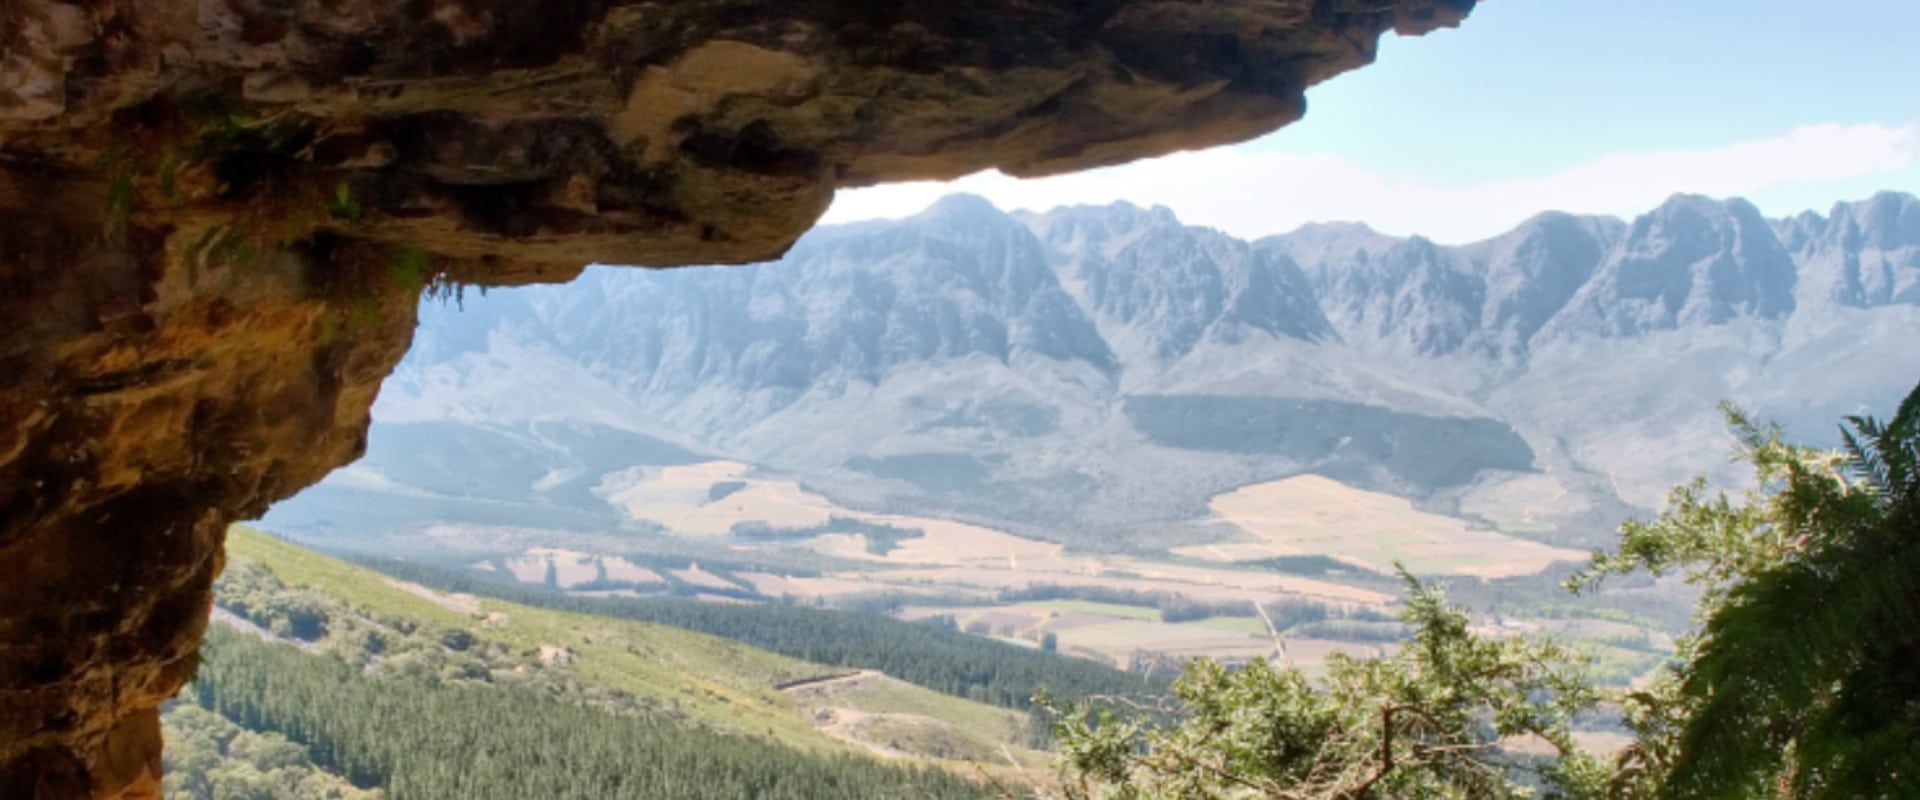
xmin=1048 ymin=381 xmax=1920 ymax=800
xmin=1045 ymin=571 xmax=1608 ymax=800
xmin=1573 ymin=380 xmax=1920 ymax=799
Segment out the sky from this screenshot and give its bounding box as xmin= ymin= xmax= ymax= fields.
xmin=822 ymin=0 xmax=1920 ymax=244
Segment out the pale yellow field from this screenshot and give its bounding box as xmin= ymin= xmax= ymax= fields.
xmin=503 ymin=556 xmax=548 ymax=583
xmin=622 ymin=478 xmax=835 ymax=536
xmin=1031 ymin=616 xmax=1385 ymax=669
xmin=600 ymin=557 xmax=664 ymax=585
xmin=1107 ymin=558 xmax=1392 ymax=606
xmin=671 ymin=564 xmax=741 ymax=590
xmin=873 ymin=565 xmax=1359 ymax=608
xmin=604 ymin=461 xmax=814 ymax=535
xmin=470 ymin=463 xmax=1603 ymax=671
xmin=517 ymin=548 xmax=602 ymax=588
xmin=557 ymin=558 xmax=599 ymax=588
xmin=1176 ymin=475 xmax=1587 ymax=578
xmin=806 ymin=517 xmax=1060 ymax=566
xmin=1068 ymin=619 xmax=1274 ymax=661
xmin=604 ymin=460 xmax=1066 ymax=570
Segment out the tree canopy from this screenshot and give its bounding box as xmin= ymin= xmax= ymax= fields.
xmin=1052 ymin=379 xmax=1920 ymax=800
xmin=1050 ymin=571 xmax=1607 ymax=799
xmin=1570 ymin=387 xmax=1920 ymax=799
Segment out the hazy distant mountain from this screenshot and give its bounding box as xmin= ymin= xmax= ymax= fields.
xmin=1541 ymin=195 xmax=1798 ymax=340
xmin=1021 ymin=201 xmax=1334 ymax=363
xmin=1267 ymin=231 xmax=1483 ymax=357
xmin=275 ymin=191 xmax=1920 ymax=551
xmin=1458 ymin=212 xmax=1625 ymax=355
xmin=568 ymin=193 xmax=1112 ymax=395
xmin=1256 ymin=212 xmax=1626 ymax=358
xmin=382 ymin=194 xmax=1118 ymax=441
xmin=1783 ymin=191 xmax=1920 ymax=311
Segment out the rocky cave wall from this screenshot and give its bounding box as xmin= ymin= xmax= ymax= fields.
xmin=0 ymin=1 xmax=1475 ymax=797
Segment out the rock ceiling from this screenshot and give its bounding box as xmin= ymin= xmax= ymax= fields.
xmin=0 ymin=1 xmax=1475 ymax=796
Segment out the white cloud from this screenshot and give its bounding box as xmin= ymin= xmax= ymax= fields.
xmin=821 ymin=122 xmax=1920 ymax=243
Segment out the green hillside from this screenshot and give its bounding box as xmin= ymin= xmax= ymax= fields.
xmin=224 ymin=525 xmax=837 ymax=749
xmin=168 ymin=526 xmax=1082 ymax=797
xmin=187 ymin=629 xmax=985 ymax=800
xmin=347 ymin=552 xmax=1171 ymax=709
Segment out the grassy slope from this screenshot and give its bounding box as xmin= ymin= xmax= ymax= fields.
xmin=225 ymin=525 xmax=1050 ymax=763
xmin=229 ymin=525 xmax=841 ymax=752
xmin=793 ymin=676 xmax=1047 ymax=767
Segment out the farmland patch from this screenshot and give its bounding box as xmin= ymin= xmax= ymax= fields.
xmin=1177 ymin=474 xmax=1587 ymax=578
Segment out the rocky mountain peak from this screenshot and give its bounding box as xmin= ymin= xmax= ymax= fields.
xmin=1263 ymin=224 xmax=1483 ymax=357
xmin=1773 ymin=209 xmax=1830 ymax=253
xmin=1838 ymin=191 xmax=1920 ymax=250
xmin=1543 ymin=194 xmax=1796 ymax=339
xmin=918 ymin=193 xmax=1014 ymax=228
xmin=1459 ymin=211 xmax=1622 ymax=355
xmin=1025 ymin=202 xmax=1334 ymax=363
xmin=1790 ymin=191 xmax=1920 ymax=309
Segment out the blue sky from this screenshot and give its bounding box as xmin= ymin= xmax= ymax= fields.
xmin=826 ymin=0 xmax=1920 ymax=243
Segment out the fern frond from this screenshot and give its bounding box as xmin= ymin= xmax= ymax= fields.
xmin=1872 ymin=379 xmax=1920 ymax=508
xmin=1665 ymin=501 xmax=1920 ymax=800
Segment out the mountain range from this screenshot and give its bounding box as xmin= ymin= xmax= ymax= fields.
xmin=266 ymin=190 xmax=1920 ymax=553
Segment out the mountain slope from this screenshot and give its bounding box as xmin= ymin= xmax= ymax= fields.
xmin=271 ymin=191 xmax=1920 ymax=551
xmin=1541 ymin=195 xmax=1797 ymax=340
xmin=222 ymin=525 xmax=842 ymax=747
xmin=206 ymin=526 xmax=1071 ymax=778
xmin=1785 ymin=191 xmax=1920 ymax=311
xmin=1021 ymin=201 xmax=1333 ymax=366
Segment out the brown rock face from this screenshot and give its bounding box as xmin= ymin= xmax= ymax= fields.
xmin=0 ymin=1 xmax=1474 ymax=796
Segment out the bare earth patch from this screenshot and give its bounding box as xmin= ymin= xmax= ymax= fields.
xmin=381 ymin=578 xmax=480 ymax=614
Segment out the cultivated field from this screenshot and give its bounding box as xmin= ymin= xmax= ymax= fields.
xmin=455 ymin=463 xmax=1648 ymax=678
xmin=600 ymin=556 xmax=664 ymax=584
xmin=812 ymin=517 xmax=1061 ymax=566
xmin=894 ymin=599 xmax=1398 ymax=670
xmin=607 ymin=461 xmax=836 ymax=535
xmin=670 ymin=564 xmax=745 ymax=590
xmin=605 ymin=460 xmax=1067 ymax=570
xmin=1175 ymin=475 xmax=1588 ymax=577
xmin=499 ymin=548 xmax=665 ymax=588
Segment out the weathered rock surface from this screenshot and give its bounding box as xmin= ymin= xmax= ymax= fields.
xmin=0 ymin=1 xmax=1474 ymax=796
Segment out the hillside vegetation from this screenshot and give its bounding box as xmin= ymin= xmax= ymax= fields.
xmin=171 ymin=527 xmax=1164 ymax=797
xmin=350 ymin=552 xmax=1169 ymax=710
xmin=1051 ymin=388 xmax=1920 ymax=799
xmin=223 ymin=526 xmax=836 ymax=747
xmin=190 ymin=629 xmax=984 ymax=800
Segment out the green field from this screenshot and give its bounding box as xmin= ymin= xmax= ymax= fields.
xmin=1017 ymin=599 xmax=1162 ymax=621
